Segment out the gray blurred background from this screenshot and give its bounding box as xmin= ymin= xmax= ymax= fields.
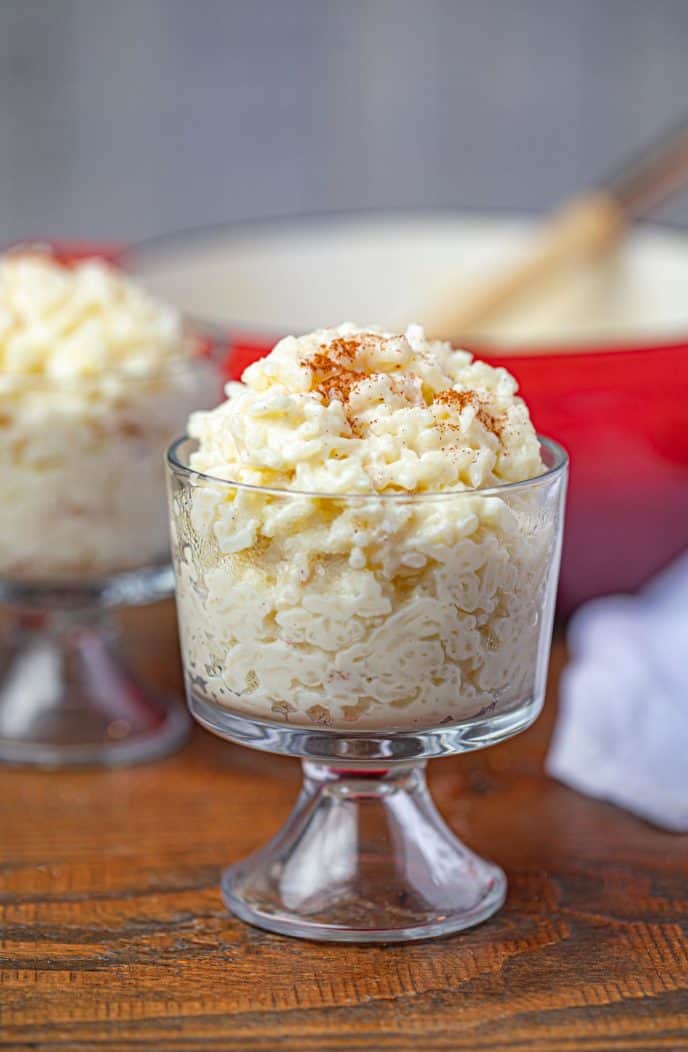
xmin=1 ymin=0 xmax=688 ymax=246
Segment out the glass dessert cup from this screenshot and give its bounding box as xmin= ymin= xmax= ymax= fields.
xmin=167 ymin=436 xmax=567 ymax=942
xmin=0 ymin=357 xmax=221 ymax=767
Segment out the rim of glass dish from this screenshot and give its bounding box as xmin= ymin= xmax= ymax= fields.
xmin=167 ymin=433 xmax=568 ymax=501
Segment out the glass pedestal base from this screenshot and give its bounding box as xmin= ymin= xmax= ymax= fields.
xmin=0 ymin=606 xmax=189 ymax=767
xmin=222 ymin=761 xmax=506 ymax=943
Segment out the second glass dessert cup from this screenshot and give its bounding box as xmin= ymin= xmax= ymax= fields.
xmin=0 ymin=357 xmax=221 ymax=767
xmin=167 ymin=436 xmax=567 ymax=942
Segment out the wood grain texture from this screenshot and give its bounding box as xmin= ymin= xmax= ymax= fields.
xmin=1 ymin=602 xmax=687 ymax=1051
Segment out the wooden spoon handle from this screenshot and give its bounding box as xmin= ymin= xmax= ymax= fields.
xmin=428 ymin=191 xmax=625 ymax=342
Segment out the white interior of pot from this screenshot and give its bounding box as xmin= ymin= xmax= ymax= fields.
xmin=128 ymin=211 xmax=688 ymax=348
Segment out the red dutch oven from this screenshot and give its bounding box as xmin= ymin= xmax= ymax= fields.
xmin=117 ymin=211 xmax=688 ymax=613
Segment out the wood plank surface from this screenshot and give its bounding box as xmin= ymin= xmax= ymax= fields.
xmin=1 ymin=602 xmax=687 ymax=1051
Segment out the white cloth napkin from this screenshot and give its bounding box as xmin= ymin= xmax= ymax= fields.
xmin=547 ymin=550 xmax=688 ymax=832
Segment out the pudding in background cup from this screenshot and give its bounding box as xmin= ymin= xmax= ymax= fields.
xmin=0 ymin=250 xmax=222 ymax=767
xmin=0 ymin=250 xmax=220 ymax=582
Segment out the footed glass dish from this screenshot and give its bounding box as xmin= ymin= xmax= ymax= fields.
xmin=167 ymin=435 xmax=567 ymax=941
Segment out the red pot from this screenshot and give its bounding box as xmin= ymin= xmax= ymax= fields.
xmin=122 ymin=211 xmax=688 ymax=613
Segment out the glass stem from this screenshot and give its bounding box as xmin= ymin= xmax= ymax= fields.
xmin=0 ymin=600 xmax=188 ymax=766
xmin=222 ymin=756 xmax=506 ymax=941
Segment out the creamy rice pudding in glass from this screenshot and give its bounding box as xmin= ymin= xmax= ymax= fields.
xmin=167 ymin=323 xmax=567 ymax=941
xmin=0 ymin=250 xmax=222 ymax=765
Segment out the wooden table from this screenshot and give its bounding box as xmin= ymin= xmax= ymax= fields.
xmin=1 ymin=603 xmax=687 ymax=1051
